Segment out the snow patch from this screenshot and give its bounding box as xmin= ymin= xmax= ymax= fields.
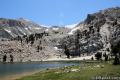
xmin=40 ymin=24 xmax=51 ymax=28
xmin=25 ymin=27 xmax=28 ymax=30
xmin=4 ymin=29 xmax=15 ymax=37
xmin=45 ymin=29 xmax=49 ymax=32
xmin=4 ymin=29 xmax=11 ymax=33
xmin=65 ymin=23 xmax=78 ymax=29
xmin=54 ymin=47 xmax=58 ymax=50
xmin=81 ymin=40 xmax=87 ymax=44
xmin=34 ymin=27 xmax=41 ymax=30
xmin=93 ymin=43 xmax=97 ymax=46
xmin=53 ymin=28 xmax=59 ymax=31
xmin=89 ymin=44 xmax=92 ymax=47
xmin=16 ymin=26 xmax=26 ymax=35
xmin=68 ymin=23 xmax=84 ymax=35
xmin=68 ymin=27 xmax=80 ymax=35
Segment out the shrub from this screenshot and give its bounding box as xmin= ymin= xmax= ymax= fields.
xmin=95 ymin=52 xmax=102 ymax=60
xmin=113 ymin=55 xmax=120 ymax=65
xmin=64 ymin=45 xmax=70 ymax=58
xmin=91 ymin=56 xmax=94 ymax=60
xmin=103 ymin=53 xmax=108 ymax=61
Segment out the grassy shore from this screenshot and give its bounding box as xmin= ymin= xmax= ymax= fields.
xmin=17 ymin=61 xmax=120 ymax=80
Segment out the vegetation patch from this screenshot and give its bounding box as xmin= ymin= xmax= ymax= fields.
xmin=17 ymin=62 xmax=120 ymax=80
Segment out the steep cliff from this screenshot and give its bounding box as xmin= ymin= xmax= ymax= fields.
xmin=59 ymin=7 xmax=120 ymax=56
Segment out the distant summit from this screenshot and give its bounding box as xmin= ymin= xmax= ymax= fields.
xmin=0 ymin=18 xmax=45 ymax=38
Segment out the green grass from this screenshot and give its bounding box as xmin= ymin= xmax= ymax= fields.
xmin=17 ymin=62 xmax=120 ymax=80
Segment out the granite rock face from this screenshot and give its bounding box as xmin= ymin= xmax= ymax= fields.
xmin=59 ymin=7 xmax=120 ymax=56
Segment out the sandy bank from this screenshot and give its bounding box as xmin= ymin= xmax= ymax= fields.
xmin=44 ymin=55 xmax=93 ymax=61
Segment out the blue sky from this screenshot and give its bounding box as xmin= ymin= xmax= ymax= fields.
xmin=0 ymin=0 xmax=120 ymax=26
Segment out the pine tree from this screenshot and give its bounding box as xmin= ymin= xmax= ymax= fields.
xmin=103 ymin=53 xmax=108 ymax=61
xmin=36 ymin=45 xmax=40 ymax=52
xmin=91 ymin=56 xmax=94 ymax=60
xmin=113 ymin=55 xmax=120 ymax=65
xmin=64 ymin=45 xmax=70 ymax=58
xmin=95 ymin=52 xmax=102 ymax=60
xmin=10 ymin=55 xmax=13 ymax=62
xmin=3 ymin=55 xmax=7 ymax=62
xmin=75 ymin=30 xmax=81 ymax=57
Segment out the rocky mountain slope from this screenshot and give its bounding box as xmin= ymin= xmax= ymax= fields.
xmin=0 ymin=18 xmax=71 ymax=62
xmin=59 ymin=7 xmax=120 ymax=56
xmin=0 ymin=18 xmax=46 ymax=38
xmin=0 ymin=7 xmax=120 ymax=62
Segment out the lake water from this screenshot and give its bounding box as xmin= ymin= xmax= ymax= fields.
xmin=0 ymin=61 xmax=80 ymax=78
